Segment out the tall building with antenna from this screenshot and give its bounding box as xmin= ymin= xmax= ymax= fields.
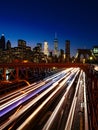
xmin=54 ymin=33 xmax=59 ymax=57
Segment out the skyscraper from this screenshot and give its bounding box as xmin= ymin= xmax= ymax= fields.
xmin=65 ymin=40 xmax=70 ymax=62
xmin=0 ymin=34 xmax=5 ymax=50
xmin=6 ymin=40 xmax=11 ymax=50
xmin=54 ymin=36 xmax=58 ymax=57
xmin=44 ymin=41 xmax=49 ymax=56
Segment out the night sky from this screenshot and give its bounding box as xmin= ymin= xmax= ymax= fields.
xmin=0 ymin=0 xmax=98 ymax=56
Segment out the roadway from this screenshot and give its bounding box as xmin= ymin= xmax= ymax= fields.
xmin=0 ymin=67 xmax=89 ymax=130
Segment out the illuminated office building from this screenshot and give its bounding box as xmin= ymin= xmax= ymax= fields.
xmin=44 ymin=41 xmax=49 ymax=56
xmin=54 ymin=38 xmax=58 ymax=56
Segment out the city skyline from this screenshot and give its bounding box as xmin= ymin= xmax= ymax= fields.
xmin=0 ymin=33 xmax=96 ymax=57
xmin=0 ymin=0 xmax=98 ymax=56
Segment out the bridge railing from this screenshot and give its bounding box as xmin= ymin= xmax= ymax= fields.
xmin=0 ymin=63 xmax=92 ymax=81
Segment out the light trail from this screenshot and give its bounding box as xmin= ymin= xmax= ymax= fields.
xmin=0 ymin=68 xmax=73 ymax=129
xmin=0 ymin=82 xmax=59 ymax=130
xmin=1 ymin=68 xmax=69 ymax=104
xmin=44 ymin=68 xmax=73 ymax=82
xmin=64 ymin=70 xmax=83 ymax=130
xmin=0 ymin=69 xmax=69 ymax=117
xmin=42 ymin=68 xmax=80 ymax=130
xmin=0 ymin=80 xmax=53 ymax=117
xmin=17 ymin=68 xmax=79 ymax=130
xmin=0 ymin=81 xmax=45 ymax=110
xmin=0 ymin=82 xmax=37 ymax=102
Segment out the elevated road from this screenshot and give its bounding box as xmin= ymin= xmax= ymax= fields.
xmin=0 ymin=65 xmax=97 ymax=130
xmin=0 ymin=67 xmax=92 ymax=130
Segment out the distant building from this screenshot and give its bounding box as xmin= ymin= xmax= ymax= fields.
xmin=6 ymin=40 xmax=11 ymax=50
xmin=18 ymin=39 xmax=26 ymax=48
xmin=32 ymin=45 xmax=45 ymax=63
xmin=0 ymin=36 xmax=47 ymax=63
xmin=92 ymin=46 xmax=98 ymax=59
xmin=59 ymin=49 xmax=65 ymax=63
xmin=54 ymin=38 xmax=58 ymax=57
xmin=0 ymin=34 xmax=5 ymax=50
xmin=65 ymin=40 xmax=70 ymax=62
xmin=37 ymin=43 xmax=42 ymax=52
xmin=44 ymin=41 xmax=49 ymax=56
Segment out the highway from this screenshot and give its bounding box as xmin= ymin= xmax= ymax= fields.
xmin=0 ymin=67 xmax=89 ymax=130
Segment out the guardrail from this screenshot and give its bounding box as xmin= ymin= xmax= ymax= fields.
xmin=83 ymin=72 xmax=89 ymax=130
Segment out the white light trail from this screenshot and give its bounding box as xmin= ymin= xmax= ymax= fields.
xmin=17 ymin=68 xmax=79 ymax=130
xmin=42 ymin=68 xmax=80 ymax=130
xmin=83 ymin=72 xmax=89 ymax=130
xmin=0 ymin=82 xmax=45 ymax=110
xmin=64 ymin=70 xmax=83 ymax=130
xmin=1 ymin=68 xmax=72 ymax=130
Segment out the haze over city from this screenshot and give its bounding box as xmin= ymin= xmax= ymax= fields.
xmin=0 ymin=0 xmax=98 ymax=56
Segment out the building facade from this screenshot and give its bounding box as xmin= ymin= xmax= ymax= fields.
xmin=65 ymin=40 xmax=70 ymax=62
xmin=54 ymin=38 xmax=58 ymax=57
xmin=0 ymin=34 xmax=5 ymax=50
xmin=44 ymin=41 xmax=49 ymax=56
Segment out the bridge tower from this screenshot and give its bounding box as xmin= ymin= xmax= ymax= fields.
xmin=75 ymin=49 xmax=96 ymax=63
